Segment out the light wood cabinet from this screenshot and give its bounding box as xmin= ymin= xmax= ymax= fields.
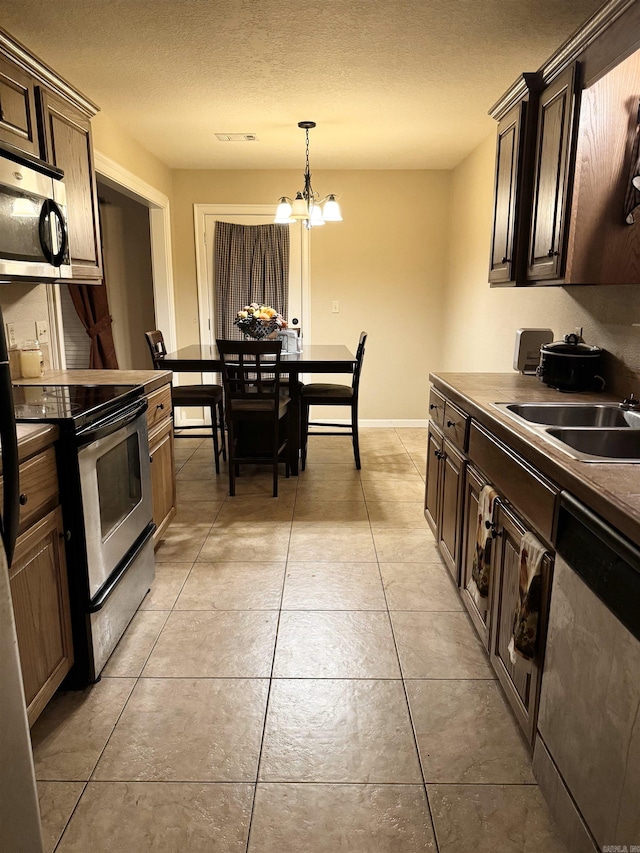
xmin=0 ymin=53 xmax=39 ymax=157
xmin=37 ymin=88 xmax=102 ymax=282
xmin=0 ymin=430 xmax=73 ymax=728
xmin=9 ymin=506 xmax=73 ymax=727
xmin=0 ymin=27 xmax=103 ymax=283
xmin=146 ymin=382 xmax=176 ymax=544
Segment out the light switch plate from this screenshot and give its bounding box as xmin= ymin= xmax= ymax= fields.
xmin=36 ymin=320 xmax=49 ymax=344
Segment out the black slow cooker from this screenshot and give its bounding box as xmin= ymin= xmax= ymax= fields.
xmin=537 ymin=334 xmax=605 ymax=392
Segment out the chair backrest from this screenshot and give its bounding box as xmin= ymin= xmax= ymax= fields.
xmin=144 ymin=330 xmax=167 ymax=368
xmin=216 ymin=339 xmax=284 ymax=408
xmin=352 ymin=331 xmax=367 ymax=396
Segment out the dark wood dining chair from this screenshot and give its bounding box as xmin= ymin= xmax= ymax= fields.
xmin=144 ymin=330 xmax=226 ymax=473
xmin=216 ymin=339 xmax=290 ymax=497
xmin=300 ymin=331 xmax=367 ymax=470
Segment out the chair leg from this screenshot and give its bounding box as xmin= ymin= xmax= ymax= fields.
xmin=227 ymin=422 xmax=236 ymax=496
xmin=352 ymin=403 xmax=361 ymax=470
xmin=217 ymin=398 xmax=227 ymax=461
xmin=210 ymin=405 xmax=221 ymax=475
xmin=301 ymin=401 xmax=309 ymax=471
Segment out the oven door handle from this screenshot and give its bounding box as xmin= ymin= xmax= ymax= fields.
xmin=76 ymin=398 xmax=148 ymax=446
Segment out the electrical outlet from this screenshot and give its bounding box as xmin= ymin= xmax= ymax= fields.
xmin=36 ymin=320 xmax=49 ymax=344
xmin=331 ymin=300 xmax=340 ymax=313
xmin=6 ymin=322 xmax=17 ymax=349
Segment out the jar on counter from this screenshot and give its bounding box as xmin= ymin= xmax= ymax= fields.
xmin=20 ymin=339 xmax=44 ymax=379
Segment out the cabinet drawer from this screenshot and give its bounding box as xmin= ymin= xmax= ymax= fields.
xmin=0 ymin=447 xmax=58 ymax=533
xmin=443 ymin=400 xmax=470 ymax=451
xmin=146 ymin=384 xmax=173 ymax=432
xmin=428 ymin=388 xmax=446 ymax=428
xmin=468 ymin=421 xmax=557 ymax=542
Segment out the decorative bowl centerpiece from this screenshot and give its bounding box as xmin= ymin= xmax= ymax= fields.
xmin=234 ymin=303 xmax=287 ymax=339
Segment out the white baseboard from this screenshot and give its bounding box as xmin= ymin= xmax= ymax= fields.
xmin=311 ymin=419 xmax=429 ymax=428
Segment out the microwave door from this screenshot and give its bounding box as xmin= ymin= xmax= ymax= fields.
xmin=0 ymin=158 xmax=70 ymax=280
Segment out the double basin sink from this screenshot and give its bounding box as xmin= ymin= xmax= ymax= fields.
xmin=493 ymin=402 xmax=640 ymax=462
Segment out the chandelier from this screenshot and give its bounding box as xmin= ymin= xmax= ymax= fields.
xmin=275 ymin=121 xmax=342 ymax=230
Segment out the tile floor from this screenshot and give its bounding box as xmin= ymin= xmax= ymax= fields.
xmin=32 ymin=429 xmax=568 ymax=852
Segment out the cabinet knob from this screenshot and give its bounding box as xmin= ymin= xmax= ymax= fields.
xmin=434 ymin=449 xmax=444 ymax=459
xmin=547 ymin=249 xmax=559 ymax=257
xmin=59 ymin=530 xmax=71 ymax=542
xmin=156 ymin=402 xmax=165 ymax=411
xmin=429 ymin=403 xmax=436 ymax=411
xmin=446 ymin=420 xmax=456 ymax=428
xmin=19 ymin=493 xmax=28 ymax=506
xmin=501 ymin=256 xmax=509 ymax=264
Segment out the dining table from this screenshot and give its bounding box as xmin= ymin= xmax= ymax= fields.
xmin=160 ymin=343 xmax=357 ymax=475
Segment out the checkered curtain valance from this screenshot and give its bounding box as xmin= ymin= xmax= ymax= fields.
xmin=214 ymin=221 xmax=290 ymax=340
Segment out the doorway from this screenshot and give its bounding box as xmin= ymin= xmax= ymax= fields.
xmin=194 ymin=205 xmax=310 ymax=362
xmin=49 ymin=151 xmax=177 ymax=371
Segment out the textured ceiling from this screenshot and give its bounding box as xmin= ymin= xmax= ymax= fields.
xmin=2 ymin=0 xmax=603 ymax=169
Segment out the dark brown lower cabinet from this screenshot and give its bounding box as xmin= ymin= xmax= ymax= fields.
xmin=424 ymin=420 xmax=466 ymax=583
xmin=460 ymin=464 xmax=492 ymax=647
xmin=488 ymin=501 xmax=552 ymax=745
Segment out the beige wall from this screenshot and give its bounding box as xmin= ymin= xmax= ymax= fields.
xmin=91 ymin=113 xmax=174 ymax=200
xmin=172 ymin=169 xmax=451 ymax=419
xmin=441 ymin=134 xmax=640 ymax=397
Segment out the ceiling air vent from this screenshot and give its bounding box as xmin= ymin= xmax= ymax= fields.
xmin=215 ymin=133 xmax=258 ymax=142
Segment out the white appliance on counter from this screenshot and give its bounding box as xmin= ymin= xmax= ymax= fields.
xmin=534 ymin=492 xmax=640 ymax=853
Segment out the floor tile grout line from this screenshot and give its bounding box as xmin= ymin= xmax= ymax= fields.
xmin=368 ymin=453 xmax=442 ymax=853
xmin=243 ymin=476 xmax=297 ymax=853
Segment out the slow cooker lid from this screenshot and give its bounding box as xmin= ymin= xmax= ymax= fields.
xmin=541 ymin=333 xmax=603 ymax=356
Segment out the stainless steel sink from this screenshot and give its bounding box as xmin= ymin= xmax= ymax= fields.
xmin=504 ymin=403 xmax=640 ymax=428
xmin=546 ymin=428 xmax=640 ymax=460
xmin=492 ymin=402 xmax=640 ymax=462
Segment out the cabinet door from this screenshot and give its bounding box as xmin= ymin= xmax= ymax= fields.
xmin=0 ymin=55 xmax=39 ymax=157
xmin=439 ymin=438 xmax=465 ymax=583
xmin=37 ymin=88 xmax=102 ymax=281
xmin=460 ymin=465 xmax=492 ymax=646
xmin=424 ymin=421 xmax=443 ymax=536
xmin=527 ymin=65 xmax=578 ymax=281
xmin=489 ymin=503 xmax=551 ymax=744
xmin=149 ymin=416 xmax=176 ymax=544
xmin=489 ymin=102 xmax=524 ymax=284
xmin=9 ymin=506 xmax=73 ymax=727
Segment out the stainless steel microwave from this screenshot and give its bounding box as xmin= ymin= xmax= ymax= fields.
xmin=0 ymin=156 xmax=72 ymax=281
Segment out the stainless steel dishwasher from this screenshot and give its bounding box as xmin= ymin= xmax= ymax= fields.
xmin=534 ymin=492 xmax=640 ymax=853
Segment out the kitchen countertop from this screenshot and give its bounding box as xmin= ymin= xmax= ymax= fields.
xmin=430 ymin=372 xmax=640 ymax=547
xmin=14 ymin=369 xmax=172 ymax=395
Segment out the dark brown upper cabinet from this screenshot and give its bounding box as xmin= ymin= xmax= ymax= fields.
xmin=37 ymin=88 xmax=102 ymax=282
xmin=489 ymin=103 xmax=523 ymax=284
xmin=527 ymin=64 xmax=580 ymax=282
xmin=488 ymin=74 xmax=541 ymax=286
xmin=0 ymin=54 xmax=39 ymax=157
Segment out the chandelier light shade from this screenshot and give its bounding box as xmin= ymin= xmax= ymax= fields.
xmin=275 ymin=121 xmax=342 ymax=230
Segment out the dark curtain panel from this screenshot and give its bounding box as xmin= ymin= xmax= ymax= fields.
xmin=67 ymin=282 xmax=119 ymax=369
xmin=214 ymin=222 xmax=290 ymax=340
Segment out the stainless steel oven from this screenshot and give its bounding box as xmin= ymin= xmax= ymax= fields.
xmin=13 ymin=385 xmax=155 ymax=684
xmin=78 ymin=401 xmax=152 ymax=598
